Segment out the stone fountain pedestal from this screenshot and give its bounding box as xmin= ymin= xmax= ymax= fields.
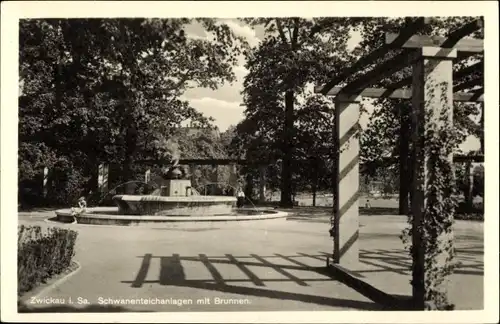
xmin=161 ymin=179 xmax=192 ymax=197
xmin=112 ymin=177 xmax=236 ymax=216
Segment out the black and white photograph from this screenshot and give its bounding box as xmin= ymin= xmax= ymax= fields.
xmin=1 ymin=1 xmax=498 ymax=323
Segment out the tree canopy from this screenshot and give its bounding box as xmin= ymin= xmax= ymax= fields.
xmin=233 ymin=18 xmax=360 ymax=205
xmin=18 ymin=18 xmax=247 ymax=206
xmin=234 ymin=17 xmax=483 ymax=207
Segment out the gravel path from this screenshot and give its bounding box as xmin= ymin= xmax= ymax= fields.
xmin=18 ymin=210 xmax=483 ymax=312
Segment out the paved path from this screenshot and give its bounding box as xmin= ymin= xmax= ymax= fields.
xmin=18 ymin=209 xmax=483 ymax=312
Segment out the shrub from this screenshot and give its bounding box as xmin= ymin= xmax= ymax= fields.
xmin=18 ymin=225 xmax=78 ymax=295
xmin=472 ymin=165 xmax=484 ymax=198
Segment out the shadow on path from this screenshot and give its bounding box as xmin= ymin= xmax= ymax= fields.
xmin=316 ymin=245 xmax=483 ymax=278
xmin=121 ymin=252 xmax=385 ymax=311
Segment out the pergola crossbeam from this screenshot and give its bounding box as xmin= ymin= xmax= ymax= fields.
xmin=454 ymin=77 xmax=483 ymax=92
xmin=385 ymin=19 xmax=483 ymax=54
xmin=382 ymin=75 xmax=412 ymax=93
xmin=314 ymin=86 xmax=484 ymax=102
xmin=320 ymin=17 xmax=429 ymax=95
xmin=453 ymin=154 xmax=485 ymax=163
xmin=386 ymin=34 xmax=483 ymax=54
xmin=442 ymin=18 xmax=483 ymax=47
xmin=453 ymin=59 xmax=484 ymax=79
xmin=339 ymin=49 xmax=416 ymax=95
xmin=361 ymin=154 xmax=484 ymax=164
xmin=381 ymin=59 xmax=483 ymax=91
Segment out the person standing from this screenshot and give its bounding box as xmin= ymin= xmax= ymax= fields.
xmin=236 ymin=188 xmax=245 ymax=208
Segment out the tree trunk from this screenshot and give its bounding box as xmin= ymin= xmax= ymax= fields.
xmin=399 ymin=103 xmax=411 ymax=215
xmin=480 ymin=103 xmax=484 ymax=154
xmin=245 ymin=172 xmax=254 ymax=202
xmin=409 ymin=141 xmax=414 ymax=212
xmin=280 ymin=90 xmax=294 ymax=207
xmin=82 ymin=90 xmax=99 ymax=198
xmin=312 ymin=158 xmax=318 ymax=207
xmin=465 ymin=161 xmax=473 ymax=210
xmin=122 ymin=100 xmax=138 ymax=189
xmin=123 ymin=127 xmax=137 ymax=179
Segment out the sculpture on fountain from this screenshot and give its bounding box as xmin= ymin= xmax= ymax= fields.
xmin=157 ymin=138 xmax=193 ymax=197
xmin=108 ymin=135 xmax=238 ymax=217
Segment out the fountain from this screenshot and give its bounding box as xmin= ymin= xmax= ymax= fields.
xmin=54 ymin=139 xmax=287 ymax=225
xmin=112 ymin=161 xmax=236 ymax=217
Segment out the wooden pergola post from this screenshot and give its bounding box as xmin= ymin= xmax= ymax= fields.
xmin=312 ymin=157 xmax=319 ymax=207
xmin=245 ymin=172 xmax=254 ymax=202
xmin=42 ymin=167 xmax=49 ymax=197
xmin=411 ymin=47 xmax=457 ymax=309
xmin=465 ymin=161 xmax=474 ymax=209
xmin=399 ymin=103 xmax=411 ymax=215
xmin=189 ymin=163 xmax=196 ymax=185
xmin=480 ymin=102 xmax=484 ymax=153
xmin=333 ymin=94 xmax=361 ymax=266
xmin=229 ymin=163 xmax=238 ymax=194
xmin=211 ymin=164 xmax=218 ymax=195
xmin=98 ymin=163 xmax=109 ymax=194
xmin=258 ymin=165 xmax=266 ymax=203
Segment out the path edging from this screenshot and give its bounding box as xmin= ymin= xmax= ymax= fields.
xmin=18 ymin=260 xmax=82 ymax=308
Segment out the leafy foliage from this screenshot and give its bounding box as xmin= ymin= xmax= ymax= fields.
xmin=398 ymin=74 xmax=478 ymax=309
xmin=235 ymin=18 xmax=358 ymax=205
xmin=19 ymin=18 xmax=246 ymax=206
xmin=18 ymin=225 xmax=78 ymax=295
xmin=357 ymin=18 xmax=483 ymax=175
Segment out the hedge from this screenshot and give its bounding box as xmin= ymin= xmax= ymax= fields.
xmin=18 ymin=225 xmax=78 ymax=295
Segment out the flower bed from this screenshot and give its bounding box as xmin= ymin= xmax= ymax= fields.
xmin=18 ymin=225 xmax=78 ymax=295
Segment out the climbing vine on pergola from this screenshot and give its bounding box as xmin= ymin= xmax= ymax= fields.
xmin=314 ymin=17 xmax=484 ymax=310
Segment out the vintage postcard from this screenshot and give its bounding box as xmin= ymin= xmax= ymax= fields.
xmin=1 ymin=1 xmax=498 ymax=323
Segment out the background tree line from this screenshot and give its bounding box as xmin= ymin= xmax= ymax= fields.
xmin=18 ymin=18 xmax=484 ymax=209
xmin=18 ymin=18 xmax=246 ymax=207
xmin=232 ymin=17 xmax=484 ymax=208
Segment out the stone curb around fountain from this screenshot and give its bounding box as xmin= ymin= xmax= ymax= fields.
xmin=113 ymin=195 xmax=237 ymax=202
xmin=54 ymin=207 xmax=289 ymax=225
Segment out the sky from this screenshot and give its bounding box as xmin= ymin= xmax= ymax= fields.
xmin=181 ymin=19 xmax=264 ymax=131
xmin=181 ymin=19 xmax=480 ymax=152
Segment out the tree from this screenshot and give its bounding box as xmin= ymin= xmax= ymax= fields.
xmin=238 ymin=18 xmax=360 ymax=207
xmin=293 ymin=94 xmax=337 ymax=203
xmin=18 ymin=18 xmax=247 ymax=206
xmin=355 ymin=18 xmax=483 ymax=214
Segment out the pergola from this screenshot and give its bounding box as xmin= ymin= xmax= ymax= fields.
xmin=313 ymin=17 xmax=484 ymax=309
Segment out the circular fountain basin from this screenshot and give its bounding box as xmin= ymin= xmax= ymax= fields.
xmin=54 ymin=207 xmax=288 ymax=225
xmin=112 ymin=195 xmax=236 ymax=216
